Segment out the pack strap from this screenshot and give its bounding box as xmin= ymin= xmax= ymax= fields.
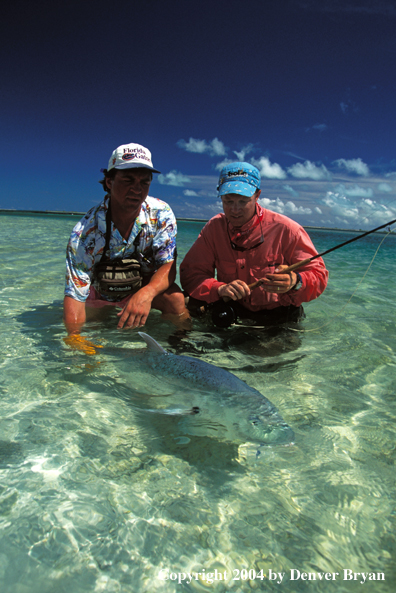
xmin=100 ymin=198 xmax=142 ymax=262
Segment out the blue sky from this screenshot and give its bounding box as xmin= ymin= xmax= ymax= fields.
xmin=2 ymin=0 xmax=396 ymax=229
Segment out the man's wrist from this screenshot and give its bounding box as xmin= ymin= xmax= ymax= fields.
xmin=291 ymin=272 xmax=303 ymax=291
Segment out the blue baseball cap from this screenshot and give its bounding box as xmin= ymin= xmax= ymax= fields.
xmin=217 ymin=162 xmax=261 ymax=197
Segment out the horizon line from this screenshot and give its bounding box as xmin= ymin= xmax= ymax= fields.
xmin=0 ymin=208 xmax=395 ymax=235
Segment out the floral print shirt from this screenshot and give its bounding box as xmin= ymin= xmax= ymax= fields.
xmin=65 ymin=195 xmax=177 ymax=302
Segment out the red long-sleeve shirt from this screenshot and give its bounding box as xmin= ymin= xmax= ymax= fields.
xmin=180 ymin=205 xmax=328 ymax=311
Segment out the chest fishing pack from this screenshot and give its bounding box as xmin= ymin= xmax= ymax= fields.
xmin=93 ymin=201 xmax=143 ymax=299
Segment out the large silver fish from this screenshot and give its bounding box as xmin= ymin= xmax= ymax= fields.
xmin=132 ymin=332 xmax=294 ymax=447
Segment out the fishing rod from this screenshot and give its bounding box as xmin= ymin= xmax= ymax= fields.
xmin=242 ymin=218 xmax=396 ymax=292
xmin=280 ymin=217 xmax=396 ymax=275
xmin=213 ymin=218 xmax=396 ymax=327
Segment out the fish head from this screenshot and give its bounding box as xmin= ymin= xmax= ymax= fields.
xmin=236 ymin=413 xmax=295 ymax=445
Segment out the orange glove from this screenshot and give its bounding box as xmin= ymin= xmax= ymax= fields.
xmin=63 ymin=335 xmax=103 ymax=356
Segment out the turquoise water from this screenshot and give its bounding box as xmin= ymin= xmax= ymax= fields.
xmin=0 ymin=213 xmax=395 ymax=592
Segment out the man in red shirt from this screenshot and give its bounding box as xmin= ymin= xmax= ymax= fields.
xmin=180 ymin=162 xmax=328 ymax=327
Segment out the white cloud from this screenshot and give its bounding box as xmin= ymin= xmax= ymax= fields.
xmin=288 ymin=160 xmax=331 ymax=180
xmin=313 ymin=123 xmax=328 ymax=132
xmin=284 ymin=201 xmax=313 ymax=215
xmin=251 ymin=156 xmax=287 ymax=179
xmin=258 ymin=197 xmax=312 ymax=216
xmin=207 ymin=201 xmax=223 ymax=213
xmin=378 ymin=183 xmax=393 ymax=192
xmin=177 ymin=137 xmax=226 ymax=157
xmin=306 ymin=123 xmax=328 ymax=132
xmin=322 ymin=191 xmax=396 ymax=226
xmin=233 ymin=144 xmax=254 ymax=161
xmin=334 ymin=183 xmax=373 ymax=198
xmin=323 ymin=193 xmax=358 ymax=219
xmin=210 ymin=138 xmax=227 ymax=156
xmin=333 ymin=158 xmax=370 ymax=176
xmin=177 ymin=138 xmax=207 ymax=153
xmin=158 ymin=170 xmax=190 ymax=186
xmin=214 ymin=158 xmax=234 ymax=171
xmin=183 ymin=189 xmax=199 ymax=196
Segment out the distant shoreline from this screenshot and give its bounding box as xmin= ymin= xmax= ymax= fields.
xmin=0 ymin=208 xmax=394 ymax=234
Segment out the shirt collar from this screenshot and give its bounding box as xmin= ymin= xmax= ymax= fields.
xmin=228 ymin=204 xmax=265 ymax=249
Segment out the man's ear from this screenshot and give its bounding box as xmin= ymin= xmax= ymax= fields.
xmin=255 ymin=189 xmax=261 ymax=201
xmin=105 ymin=177 xmax=113 ymax=191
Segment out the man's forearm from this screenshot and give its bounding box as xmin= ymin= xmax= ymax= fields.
xmin=63 ymin=296 xmax=86 ymax=335
xmin=144 ymin=260 xmax=176 ymax=299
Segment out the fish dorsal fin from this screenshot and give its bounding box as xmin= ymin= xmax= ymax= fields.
xmin=138 ymin=332 xmax=168 ymax=354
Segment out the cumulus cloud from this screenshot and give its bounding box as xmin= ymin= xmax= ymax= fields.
xmin=214 ymin=158 xmax=235 ymax=171
xmin=206 ymin=201 xmax=223 ymax=214
xmin=233 ymin=144 xmax=254 ymax=161
xmin=177 ymin=137 xmax=226 ymax=157
xmin=288 ymin=160 xmax=331 ymax=180
xmin=258 ymin=197 xmax=312 ymax=216
xmin=333 ymin=158 xmax=370 ymax=176
xmin=322 ymin=191 xmax=396 ymax=227
xmin=183 ymin=189 xmax=199 ymax=196
xmin=251 ymin=156 xmax=287 ymax=179
xmin=378 ymin=183 xmax=393 ymax=192
xmin=334 ymin=183 xmax=373 ymax=198
xmin=209 ymin=138 xmax=226 ymax=156
xmin=158 ymin=170 xmax=190 ymax=186
xmin=323 ymin=193 xmax=359 ymax=219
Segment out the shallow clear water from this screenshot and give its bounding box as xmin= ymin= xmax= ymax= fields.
xmin=0 ymin=213 xmax=395 ymax=592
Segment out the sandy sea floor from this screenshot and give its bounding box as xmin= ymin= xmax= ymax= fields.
xmin=0 ymin=214 xmax=395 ymax=592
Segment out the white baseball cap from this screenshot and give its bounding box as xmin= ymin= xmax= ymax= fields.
xmin=107 ymin=143 xmax=161 ymax=173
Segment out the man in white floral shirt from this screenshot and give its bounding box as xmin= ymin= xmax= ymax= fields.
xmin=64 ymin=143 xmax=188 ymax=350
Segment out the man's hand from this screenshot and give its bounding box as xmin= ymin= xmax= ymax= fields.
xmin=261 ymin=265 xmax=297 ymax=294
xmin=117 ymin=286 xmax=155 ymax=329
xmin=218 ymin=280 xmax=251 ymax=301
xmin=63 ymin=334 xmax=103 ymax=356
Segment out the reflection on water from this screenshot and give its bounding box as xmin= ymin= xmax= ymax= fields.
xmin=0 ymin=215 xmax=395 ymax=592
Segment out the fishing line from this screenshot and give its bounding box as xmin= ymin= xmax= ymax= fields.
xmin=288 ymin=227 xmax=394 ymax=333
xmin=280 ymin=217 xmax=396 ymax=274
